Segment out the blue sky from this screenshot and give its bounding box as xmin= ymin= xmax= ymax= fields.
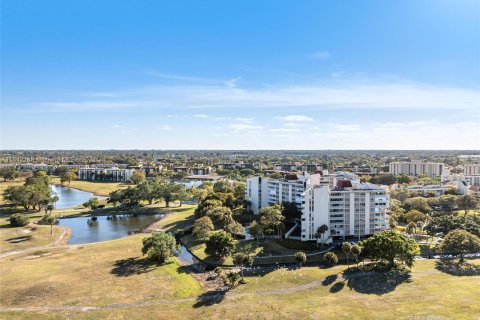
xmin=1 ymin=0 xmax=479 ymax=149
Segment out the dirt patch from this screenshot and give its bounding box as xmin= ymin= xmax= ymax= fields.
xmin=8 ymin=282 xmax=62 ymax=306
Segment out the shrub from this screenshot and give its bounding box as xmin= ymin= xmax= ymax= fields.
xmin=323 ymin=252 xmax=338 ymax=266
xmin=213 ymin=266 xmax=224 ymax=276
xmin=9 ymin=214 xmax=29 ymax=227
xmin=38 ymin=214 xmax=56 ymax=225
xmin=295 ymin=251 xmax=307 ymax=267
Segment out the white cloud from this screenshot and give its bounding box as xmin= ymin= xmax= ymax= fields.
xmin=234 ymin=117 xmax=255 ymax=123
xmin=228 ymin=123 xmax=263 ymax=131
xmin=275 ymin=115 xmax=313 ymax=122
xmin=309 ymin=51 xmax=330 ymax=60
xmin=167 ymin=114 xmax=178 ymax=118
xmin=194 ymin=114 xmax=209 ymax=118
xmin=161 ymin=125 xmax=172 ymax=130
xmin=225 ymin=77 xmax=241 ymax=89
xmin=283 ymin=122 xmax=302 ymax=127
xmin=34 ymin=79 xmax=480 ymax=113
xmin=269 ymin=128 xmax=301 ymax=132
xmin=330 ymin=124 xmax=362 ymax=132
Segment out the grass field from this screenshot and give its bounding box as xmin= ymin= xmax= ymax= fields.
xmin=0 ymin=220 xmax=67 ymax=254
xmin=0 ymin=235 xmax=203 ymax=309
xmin=49 ymin=177 xmax=127 ymax=196
xmin=0 ymin=234 xmax=478 ymax=320
xmin=148 ymin=204 xmax=196 ymax=232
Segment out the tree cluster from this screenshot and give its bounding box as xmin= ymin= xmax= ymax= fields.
xmin=108 ymin=178 xmax=188 ymax=207
xmin=3 ymin=171 xmax=56 ymax=211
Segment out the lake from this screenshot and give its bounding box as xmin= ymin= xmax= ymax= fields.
xmin=50 ymin=184 xmax=106 ymax=209
xmin=59 ymin=213 xmax=196 ymax=263
xmin=59 ymin=213 xmax=165 ymax=245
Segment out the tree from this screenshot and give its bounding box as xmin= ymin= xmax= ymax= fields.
xmin=360 ymin=230 xmax=420 ymax=269
xmin=0 ymin=166 xmax=18 ymax=181
xmin=3 ymin=174 xmax=52 ymax=211
xmin=405 ymin=210 xmax=426 ymax=224
xmin=440 ymin=229 xmax=480 ymax=262
xmin=60 ymin=170 xmax=77 ymax=185
xmin=342 ymin=242 xmax=352 ymax=268
xmin=249 ymin=221 xmax=264 ymax=242
xmin=425 ymin=215 xmax=480 ymax=238
xmin=294 ymin=251 xmax=307 ymax=267
xmin=323 ymin=252 xmax=338 ymax=266
xmin=192 ymin=188 xmax=208 ymax=204
xmin=239 ymin=169 xmax=255 ymax=177
xmin=315 ymin=225 xmax=329 ymax=245
xmin=233 ymin=253 xmax=253 ymax=282
xmin=397 ymin=175 xmax=413 ymax=184
xmin=207 ymin=206 xmax=233 ymax=228
xmin=281 ymin=201 xmax=302 ymax=221
xmin=457 ymin=195 xmax=478 ymax=217
xmin=351 ymin=244 xmax=362 ymax=266
xmin=142 ymin=232 xmax=179 ymax=264
xmin=130 ymin=171 xmax=146 ymax=184
xmin=439 ymin=195 xmax=458 ymax=214
xmin=40 ymin=214 xmax=56 ymax=236
xmin=389 ymin=216 xmax=398 ymax=229
xmin=9 ymin=214 xmax=29 ymax=227
xmin=193 ymin=216 xmax=214 ymax=241
xmin=161 ymin=183 xmax=186 ymax=207
xmin=404 ymin=197 xmax=431 ymax=214
xmin=405 ymin=222 xmax=417 ymax=237
xmin=83 ymin=197 xmax=100 ymax=210
xmin=205 ymin=230 xmax=235 ymax=259
xmin=259 ymin=204 xmax=285 ymax=238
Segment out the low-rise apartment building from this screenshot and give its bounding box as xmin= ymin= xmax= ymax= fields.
xmin=389 ymin=161 xmax=444 ymax=177
xmin=78 ymin=167 xmax=134 ymax=182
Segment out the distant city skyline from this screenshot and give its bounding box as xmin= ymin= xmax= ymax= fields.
xmin=1 ymin=0 xmax=479 ymax=150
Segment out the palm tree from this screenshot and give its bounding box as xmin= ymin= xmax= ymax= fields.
xmin=315 ymin=225 xmax=329 ymax=245
xmin=342 ymin=242 xmax=352 ymax=269
xmin=351 ymin=244 xmax=362 ymax=267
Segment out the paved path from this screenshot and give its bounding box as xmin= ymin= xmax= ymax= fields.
xmin=0 ymin=226 xmax=68 ymax=259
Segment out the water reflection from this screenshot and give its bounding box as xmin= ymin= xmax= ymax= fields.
xmin=50 ymin=184 xmax=106 ymax=209
xmin=60 ymin=214 xmax=164 ymax=245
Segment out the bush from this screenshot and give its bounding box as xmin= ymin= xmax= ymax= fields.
xmin=213 ymin=266 xmax=224 ymax=276
xmin=9 ymin=214 xmax=29 ymax=227
xmin=38 ymin=214 xmax=57 ymax=225
xmin=295 ymin=251 xmax=307 ymax=266
xmin=323 ymin=252 xmax=338 ymax=266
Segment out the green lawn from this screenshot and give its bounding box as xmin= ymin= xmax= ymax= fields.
xmin=148 ymin=204 xmax=196 ymax=232
xmin=1 ymin=251 xmax=478 ymax=319
xmin=0 ymin=221 xmax=68 ymax=254
xmin=0 ymin=235 xmax=203 ymax=309
xmin=49 ymin=177 xmax=127 ymax=196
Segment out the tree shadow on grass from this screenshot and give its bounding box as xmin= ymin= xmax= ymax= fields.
xmin=110 ymin=257 xmax=157 ymax=277
xmin=343 ymin=269 xmax=412 ymax=295
xmin=329 ymin=281 xmax=345 ymax=293
xmin=5 ymin=235 xmax=32 ymax=243
xmin=193 ymin=290 xmax=227 ymax=308
xmin=321 ymin=274 xmax=338 ymax=286
xmin=435 ymin=259 xmax=480 ymax=276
